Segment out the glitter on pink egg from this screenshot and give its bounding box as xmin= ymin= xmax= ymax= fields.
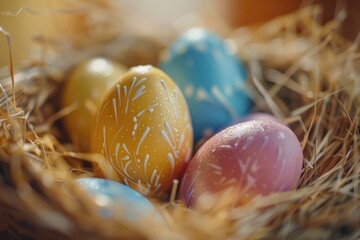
xmin=179 ymin=120 xmax=303 ymax=207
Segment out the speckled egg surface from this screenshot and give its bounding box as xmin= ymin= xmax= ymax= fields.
xmin=219 ymin=112 xmax=285 ymax=134
xmin=161 ymin=28 xmax=251 ymax=142
xmin=60 ymin=57 xmax=127 ymax=152
xmin=75 ymin=178 xmax=162 ymax=221
xmin=91 ymin=65 xmax=193 ymax=197
xmin=179 ymin=120 xmax=303 ymax=207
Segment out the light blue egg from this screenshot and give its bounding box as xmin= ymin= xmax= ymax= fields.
xmin=161 ymin=28 xmax=251 ymax=142
xmin=75 ymin=178 xmax=163 ymax=221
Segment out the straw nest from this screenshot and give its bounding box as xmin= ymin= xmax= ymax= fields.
xmin=0 ymin=2 xmax=359 ymax=240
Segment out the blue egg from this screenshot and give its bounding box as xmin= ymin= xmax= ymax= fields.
xmin=161 ymin=28 xmax=251 ymax=142
xmin=75 ymin=178 xmax=163 ymax=221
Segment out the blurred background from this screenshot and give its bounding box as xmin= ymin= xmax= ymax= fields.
xmin=0 ymin=0 xmax=359 ymax=68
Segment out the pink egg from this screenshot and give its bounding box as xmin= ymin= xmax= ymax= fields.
xmin=179 ymin=120 xmax=303 ymax=207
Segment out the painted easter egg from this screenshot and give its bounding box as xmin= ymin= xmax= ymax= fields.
xmin=60 ymin=57 xmax=127 ymax=152
xmin=161 ymin=28 xmax=251 ymax=142
xmin=75 ymin=178 xmax=162 ymax=221
xmin=91 ymin=65 xmax=193 ymax=197
xmin=179 ymin=120 xmax=303 ymax=207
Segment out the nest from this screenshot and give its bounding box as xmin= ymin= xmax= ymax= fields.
xmin=0 ymin=2 xmax=359 ymax=239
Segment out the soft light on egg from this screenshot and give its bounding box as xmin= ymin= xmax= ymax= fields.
xmin=60 ymin=57 xmax=127 ymax=152
xmin=75 ymin=178 xmax=163 ymax=221
xmin=88 ymin=58 xmax=116 ymax=75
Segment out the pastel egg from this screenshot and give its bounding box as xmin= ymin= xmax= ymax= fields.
xmin=60 ymin=57 xmax=127 ymax=152
xmin=179 ymin=120 xmax=303 ymax=207
xmin=161 ymin=28 xmax=251 ymax=142
xmin=91 ymin=65 xmax=193 ymax=197
xmin=75 ymin=178 xmax=162 ymax=221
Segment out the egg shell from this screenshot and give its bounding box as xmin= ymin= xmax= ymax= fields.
xmin=75 ymin=178 xmax=162 ymax=221
xmin=179 ymin=120 xmax=303 ymax=207
xmin=161 ymin=28 xmax=251 ymax=142
xmin=91 ymin=65 xmax=193 ymax=197
xmin=60 ymin=57 xmax=127 ymax=152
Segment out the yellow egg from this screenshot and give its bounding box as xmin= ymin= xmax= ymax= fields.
xmin=60 ymin=57 xmax=127 ymax=152
xmin=91 ymin=65 xmax=193 ymax=197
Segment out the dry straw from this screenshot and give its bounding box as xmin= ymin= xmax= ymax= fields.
xmin=0 ymin=2 xmax=359 ymax=240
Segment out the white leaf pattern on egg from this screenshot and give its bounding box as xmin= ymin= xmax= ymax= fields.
xmin=155 ymin=171 xmax=162 ymax=187
xmin=160 ymin=129 xmax=178 ymax=159
xmin=218 ymin=176 xmax=227 ymax=185
xmin=112 ymin=97 xmax=118 ymax=125
xmin=211 ymin=86 xmax=237 ymax=120
xmin=164 ymin=122 xmax=175 ymax=143
xmin=276 ymin=146 xmax=283 ymax=165
xmin=167 ymin=153 xmax=175 ymax=174
xmin=238 ymin=156 xmax=252 ymax=175
xmin=123 ymin=85 xmax=128 ymax=113
xmin=131 ymin=85 xmax=146 ymax=102
xmin=134 ymin=77 xmax=147 ymax=87
xmin=136 ymin=127 xmax=150 ymax=155
xmin=184 ymin=85 xmax=194 ymax=97
xmin=160 ymin=79 xmax=170 ymax=101
xmin=153 ymin=183 xmax=162 ymax=193
xmin=150 ymin=169 xmax=157 ymax=184
xmin=242 ymin=136 xmax=255 ymax=150
xmin=160 ymin=79 xmax=180 ymax=118
xmin=218 ymin=144 xmax=233 ymax=150
xmin=102 ymin=125 xmax=108 ymax=158
xmin=195 ymin=87 xmax=214 ymax=103
xmin=278 ymin=131 xmax=285 ymax=139
xmin=208 ymin=163 xmax=222 ymax=171
xmin=251 ymin=160 xmax=260 ymax=173
xmin=115 ymin=143 xmax=120 ymax=161
xmin=261 ymin=135 xmax=269 ymax=150
xmin=116 ymin=84 xmax=121 ymax=106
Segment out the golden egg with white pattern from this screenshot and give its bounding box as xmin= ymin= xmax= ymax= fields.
xmin=91 ymin=65 xmax=193 ymax=197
